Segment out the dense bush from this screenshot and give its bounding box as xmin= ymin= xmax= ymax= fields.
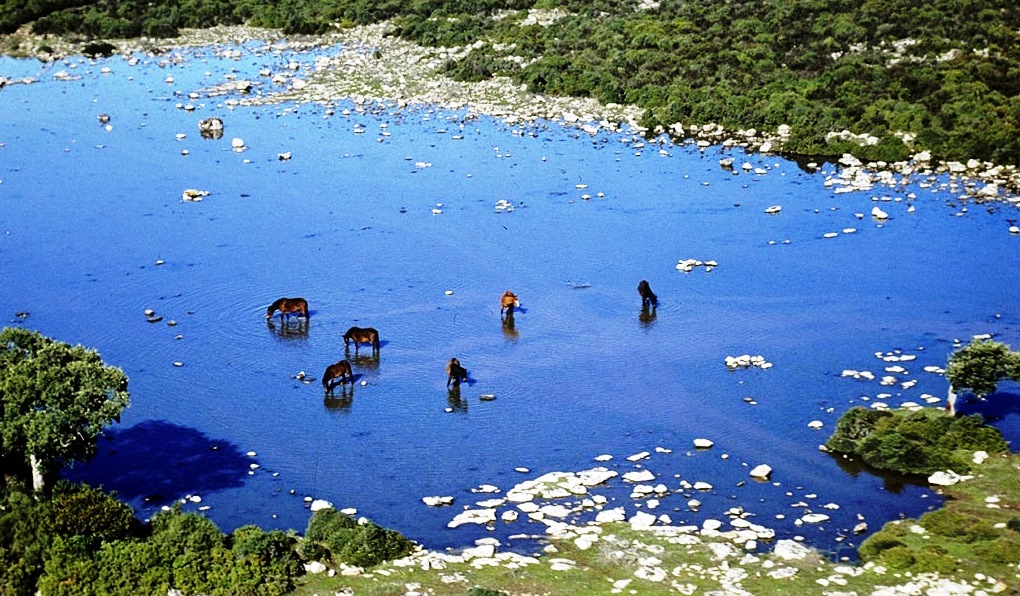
xmin=946 ymin=339 xmax=1020 ymax=397
xmin=2 ymin=485 xmax=308 ymax=596
xmin=301 ymin=507 xmax=416 ymax=568
xmin=826 ymin=407 xmax=1008 ymax=475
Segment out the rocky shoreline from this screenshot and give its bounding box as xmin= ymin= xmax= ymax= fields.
xmin=4 ymin=20 xmax=1020 ymax=206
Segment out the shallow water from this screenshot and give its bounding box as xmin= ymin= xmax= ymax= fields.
xmin=1 ymin=46 xmax=1018 ymax=557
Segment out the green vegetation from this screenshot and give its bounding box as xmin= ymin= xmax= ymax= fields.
xmin=0 ymin=327 xmax=129 ymax=493
xmin=825 ymin=407 xmax=1008 ymax=475
xmin=946 ymin=339 xmax=1020 ymax=397
xmin=3 ymin=0 xmax=1020 ymax=167
xmin=857 ymin=453 xmax=1020 ymax=580
xmin=300 ymin=507 xmax=416 ymax=568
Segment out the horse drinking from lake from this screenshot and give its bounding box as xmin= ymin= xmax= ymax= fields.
xmin=500 ymin=290 xmax=520 ymax=319
xmin=322 ymin=359 xmax=353 ymax=394
xmin=343 ymin=326 xmax=380 ymax=356
xmin=266 ymin=297 xmax=309 ymax=321
xmin=638 ymin=280 xmax=658 ymax=308
xmin=446 ymin=358 xmax=468 ymax=387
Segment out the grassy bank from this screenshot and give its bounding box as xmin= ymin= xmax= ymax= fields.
xmin=293 ymin=452 xmax=1019 ymax=594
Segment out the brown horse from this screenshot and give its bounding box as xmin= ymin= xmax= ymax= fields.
xmin=343 ymin=326 xmax=380 ymax=356
xmin=322 ymin=359 xmax=353 ymax=394
xmin=638 ymin=280 xmax=658 ymax=308
xmin=266 ymin=297 xmax=309 ymax=320
xmin=500 ymin=290 xmax=520 ymax=318
xmin=446 ymin=357 xmax=468 ymax=387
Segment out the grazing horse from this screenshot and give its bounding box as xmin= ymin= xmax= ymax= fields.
xmin=500 ymin=290 xmax=520 ymax=319
xmin=322 ymin=359 xmax=353 ymax=394
xmin=266 ymin=297 xmax=309 ymax=320
xmin=446 ymin=358 xmax=468 ymax=387
xmin=638 ymin=280 xmax=658 ymax=308
xmin=343 ymin=326 xmax=380 ymax=356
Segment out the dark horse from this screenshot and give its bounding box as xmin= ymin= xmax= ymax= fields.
xmin=343 ymin=326 xmax=380 ymax=356
xmin=266 ymin=297 xmax=309 ymax=320
xmin=446 ymin=357 xmax=468 ymax=387
xmin=322 ymin=359 xmax=353 ymax=394
xmin=500 ymin=290 xmax=520 ymax=319
xmin=638 ymin=280 xmax=658 ymax=308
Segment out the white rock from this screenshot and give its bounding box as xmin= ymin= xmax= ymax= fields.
xmin=310 ymin=499 xmax=333 ymax=512
xmin=231 ymin=137 xmax=245 ymax=149
xmin=773 ymin=539 xmax=811 ymax=560
xmin=693 ymin=438 xmax=714 ymax=449
xmin=871 ymin=206 xmax=888 ymax=219
xmin=749 ymin=464 xmax=772 ymax=479
xmin=801 ymin=513 xmax=830 ymax=524
xmin=304 ymin=561 xmax=327 ymax=574
xmin=447 ymin=508 xmax=496 ymax=528
xmin=623 ymin=470 xmax=656 ymax=483
xmin=595 ymin=507 xmax=627 ymax=523
xmin=928 ymin=470 xmax=963 ymax=486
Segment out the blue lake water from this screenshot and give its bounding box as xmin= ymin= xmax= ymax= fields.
xmin=1 ymin=44 xmax=1018 ymax=558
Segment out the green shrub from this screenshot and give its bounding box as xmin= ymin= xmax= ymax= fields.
xmin=826 ymin=407 xmax=1007 ymax=475
xmin=41 ymin=483 xmax=140 ymax=549
xmin=874 ymin=545 xmax=917 ymax=570
xmin=858 ymin=533 xmax=908 ymax=561
xmin=946 ymin=339 xmax=1020 ymax=396
xmin=922 ymin=509 xmax=997 ymax=543
xmin=302 ymin=508 xmax=416 ymax=568
xmin=973 ymin=536 xmax=1020 ymax=564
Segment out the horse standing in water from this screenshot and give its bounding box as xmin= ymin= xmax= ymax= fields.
xmin=446 ymin=358 xmax=468 ymax=387
xmin=638 ymin=280 xmax=658 ymax=308
xmin=500 ymin=290 xmax=520 ymax=319
xmin=322 ymin=359 xmax=353 ymax=394
xmin=266 ymin=297 xmax=309 ymax=321
xmin=343 ymin=326 xmax=380 ymax=356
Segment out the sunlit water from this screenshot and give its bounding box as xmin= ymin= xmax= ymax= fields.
xmin=1 ymin=44 xmax=1018 ymax=558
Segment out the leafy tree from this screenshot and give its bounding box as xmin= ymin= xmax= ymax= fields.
xmin=946 ymin=339 xmax=1020 ymax=397
xmin=0 ymin=327 xmax=129 ymax=492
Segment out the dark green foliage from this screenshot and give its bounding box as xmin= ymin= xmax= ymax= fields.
xmin=922 ymin=509 xmax=998 ymax=543
xmin=826 ymin=407 xmax=1008 ymax=475
xmin=1008 ymin=517 xmax=1020 ymax=533
xmin=302 ymin=508 xmax=416 ymax=568
xmin=41 ymin=482 xmax=140 ymax=548
xmin=947 ymin=339 xmax=1020 ymax=397
xmin=857 ymin=534 xmax=908 ymax=560
xmin=81 ymin=40 xmax=115 ymax=56
xmin=20 ymin=498 xmax=306 ymax=596
xmin=466 ymin=588 xmax=510 ymax=596
xmin=0 ymin=327 xmax=129 ymax=492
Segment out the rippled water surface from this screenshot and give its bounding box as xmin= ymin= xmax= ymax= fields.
xmin=1 ymin=46 xmax=1018 ymax=557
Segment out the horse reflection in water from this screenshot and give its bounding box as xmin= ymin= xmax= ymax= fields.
xmin=446 ymin=385 xmax=468 ymax=413
xmin=502 ymin=315 xmax=520 ymax=341
xmin=324 ymin=386 xmax=353 ymax=412
xmin=266 ymin=317 xmax=308 ymax=338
